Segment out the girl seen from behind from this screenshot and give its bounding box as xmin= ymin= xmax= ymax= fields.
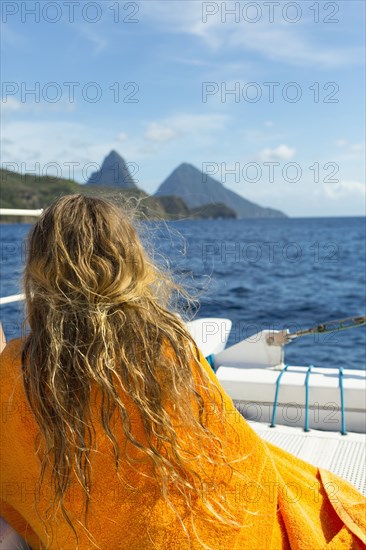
xmin=0 ymin=194 xmax=365 ymax=549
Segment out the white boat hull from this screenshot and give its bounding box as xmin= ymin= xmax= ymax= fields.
xmin=187 ymin=319 xmax=366 ymax=434
xmin=217 ymin=366 xmax=366 ymax=433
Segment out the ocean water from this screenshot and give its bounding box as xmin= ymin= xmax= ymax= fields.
xmin=1 ymin=217 xmax=365 ymax=370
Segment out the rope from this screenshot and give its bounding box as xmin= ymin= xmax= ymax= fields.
xmin=304 ymin=365 xmax=314 ymax=432
xmin=287 ymin=315 xmax=366 ymax=342
xmin=339 ymin=367 xmax=347 ymax=435
xmin=204 ymin=357 xmax=348 ymax=435
xmin=270 ymin=364 xmax=289 ymax=428
xmin=269 ymin=364 xmax=347 ymax=434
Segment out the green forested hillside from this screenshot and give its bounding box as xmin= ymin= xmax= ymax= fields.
xmin=1 ymin=169 xmax=79 ymax=208
xmin=0 ymin=169 xmax=237 ymax=222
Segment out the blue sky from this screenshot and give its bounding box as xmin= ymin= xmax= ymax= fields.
xmin=1 ymin=0 xmax=365 ymax=216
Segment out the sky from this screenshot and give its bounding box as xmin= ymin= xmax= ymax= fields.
xmin=1 ymin=0 xmax=365 ymax=217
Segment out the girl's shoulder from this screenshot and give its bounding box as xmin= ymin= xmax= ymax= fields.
xmin=0 ymin=338 xmax=25 ymax=375
xmin=0 ymin=338 xmax=26 ymax=403
xmin=1 ymin=337 xmax=24 ymax=358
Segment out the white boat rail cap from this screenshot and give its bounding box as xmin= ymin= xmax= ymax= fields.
xmin=0 ymin=208 xmax=43 ymax=217
xmin=0 ymin=294 xmax=25 ymax=306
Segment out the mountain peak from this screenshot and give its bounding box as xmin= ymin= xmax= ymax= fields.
xmin=175 ymin=162 xmax=200 ymax=173
xmin=106 ymin=150 xmax=121 ymax=159
xmin=87 ymin=150 xmax=138 ymax=189
xmin=155 ymin=163 xmax=287 ymax=219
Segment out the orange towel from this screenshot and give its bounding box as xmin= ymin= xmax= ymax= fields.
xmin=1 ymin=337 xmax=365 ymax=549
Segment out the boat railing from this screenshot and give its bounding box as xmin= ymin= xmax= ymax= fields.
xmin=0 ymin=208 xmax=42 ymax=306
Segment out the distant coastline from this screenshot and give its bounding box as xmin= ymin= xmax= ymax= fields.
xmin=1 ymin=150 xmax=288 ymax=222
xmin=0 ymin=168 xmax=237 ymax=223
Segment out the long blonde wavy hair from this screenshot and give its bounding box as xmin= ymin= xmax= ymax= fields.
xmin=21 ymin=194 xmax=246 ymax=548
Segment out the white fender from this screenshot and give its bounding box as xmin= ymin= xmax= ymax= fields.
xmin=214 ymin=330 xmax=285 ymax=370
xmin=186 ymin=317 xmax=232 ymax=357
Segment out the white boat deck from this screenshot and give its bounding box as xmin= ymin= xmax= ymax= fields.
xmin=250 ymin=421 xmax=366 ymax=496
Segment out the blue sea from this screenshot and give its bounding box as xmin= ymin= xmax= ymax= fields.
xmin=1 ymin=217 xmax=365 ymax=370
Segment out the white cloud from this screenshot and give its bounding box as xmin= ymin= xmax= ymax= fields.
xmin=349 ymin=143 xmax=365 ymax=154
xmin=1 ymin=97 xmax=22 ymax=113
xmin=229 ymin=27 xmax=364 ymax=69
xmin=335 ymin=139 xmax=348 ymax=147
xmin=142 ymin=113 xmax=228 ymax=146
xmin=0 ymin=22 xmax=26 ymax=46
xmin=141 ymin=2 xmax=208 ymax=39
xmin=74 ymin=24 xmax=107 ymax=54
xmin=141 ymin=1 xmax=364 ymax=68
xmin=171 ymin=113 xmax=227 ymax=131
xmin=1 ymin=97 xmax=76 ymax=116
xmin=0 ymin=120 xmax=132 ymax=183
xmin=168 ymin=57 xmax=207 ymax=66
xmin=334 ymin=140 xmax=365 ymax=161
xmin=336 ymin=139 xmax=365 ymax=152
xmin=258 ymin=144 xmax=296 ymax=161
xmin=144 ymin=122 xmax=176 ymax=143
xmin=324 ymin=180 xmax=366 ymax=199
xmin=1 ymin=113 xmax=229 ymax=185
